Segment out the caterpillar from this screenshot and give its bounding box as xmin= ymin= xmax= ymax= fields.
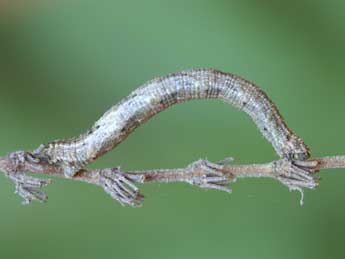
xmin=33 ymin=68 xmax=310 ymax=177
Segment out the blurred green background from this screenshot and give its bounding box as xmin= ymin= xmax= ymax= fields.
xmin=1 ymin=1 xmax=345 ymax=258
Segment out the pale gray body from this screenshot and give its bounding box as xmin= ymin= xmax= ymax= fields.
xmin=34 ymin=69 xmax=309 ymax=177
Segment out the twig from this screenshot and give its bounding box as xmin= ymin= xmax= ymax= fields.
xmin=1 ymin=69 xmax=344 ymax=207
xmin=1 ymin=151 xmax=344 ymax=206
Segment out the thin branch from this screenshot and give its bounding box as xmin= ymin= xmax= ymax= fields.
xmin=1 ymin=150 xmax=344 ymax=206
xmin=2 ymin=69 xmax=342 ymax=207
xmin=316 ymin=156 xmax=345 ymax=169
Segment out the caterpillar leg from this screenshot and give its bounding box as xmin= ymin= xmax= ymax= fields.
xmin=273 ymin=158 xmax=320 ymax=205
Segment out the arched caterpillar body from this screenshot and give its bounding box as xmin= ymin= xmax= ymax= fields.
xmin=34 ymin=69 xmax=310 ymax=177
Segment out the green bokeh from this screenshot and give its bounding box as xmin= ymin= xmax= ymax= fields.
xmin=1 ymin=1 xmax=345 ymax=258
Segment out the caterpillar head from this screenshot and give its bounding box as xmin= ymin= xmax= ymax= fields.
xmin=284 ymin=135 xmax=310 ymax=161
